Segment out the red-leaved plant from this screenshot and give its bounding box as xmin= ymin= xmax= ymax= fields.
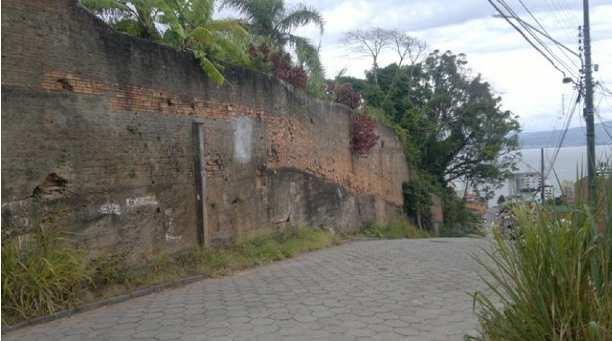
xmin=326 ymin=82 xmax=361 ymax=109
xmin=248 ymin=44 xmax=307 ymax=90
xmin=352 ymin=114 xmax=379 ymax=155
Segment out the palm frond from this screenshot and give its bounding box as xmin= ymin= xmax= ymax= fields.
xmin=206 ymin=19 xmax=249 ymax=39
xmin=188 ymin=26 xmax=216 ymax=47
xmin=289 ymin=35 xmax=321 ymax=73
xmin=276 ymin=4 xmax=324 ymax=35
xmin=289 ymin=34 xmax=325 ymax=97
xmin=80 ymin=0 xmax=130 ymax=13
xmin=223 ymin=0 xmax=284 ymax=38
xmin=210 ymin=32 xmax=249 ymax=64
xmin=194 ymin=50 xmax=225 ymax=85
xmin=219 ymin=0 xmax=251 ymax=13
xmin=184 ymin=0 xmax=215 ymax=27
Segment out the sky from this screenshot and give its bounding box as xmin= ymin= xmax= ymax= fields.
xmin=222 ymin=0 xmax=612 ymax=133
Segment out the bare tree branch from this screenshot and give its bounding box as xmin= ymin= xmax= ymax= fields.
xmin=342 ymin=27 xmax=393 ymax=85
xmin=388 ymin=31 xmax=427 ymax=67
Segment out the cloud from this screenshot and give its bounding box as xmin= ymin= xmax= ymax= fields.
xmin=308 ymin=1 xmax=612 ymax=131
xmin=216 ymin=0 xmax=612 ymax=131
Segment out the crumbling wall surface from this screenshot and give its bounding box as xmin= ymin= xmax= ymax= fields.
xmin=1 ymin=0 xmax=411 ymax=258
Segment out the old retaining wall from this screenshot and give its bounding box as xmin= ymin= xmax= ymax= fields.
xmin=1 ymin=0 xmax=412 ymax=261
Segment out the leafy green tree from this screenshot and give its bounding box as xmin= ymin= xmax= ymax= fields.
xmin=81 ymin=0 xmax=249 ymax=84
xmin=402 ymin=179 xmax=433 ymax=229
xmin=364 ymin=50 xmax=520 ymax=196
xmin=223 ymin=0 xmax=325 ymax=95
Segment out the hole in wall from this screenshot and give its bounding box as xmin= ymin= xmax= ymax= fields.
xmin=56 ymin=79 xmax=73 ymax=91
xmin=33 ymin=173 xmax=68 ymax=199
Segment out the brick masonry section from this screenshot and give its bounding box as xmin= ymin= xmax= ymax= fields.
xmin=1 ymin=0 xmax=412 ymax=260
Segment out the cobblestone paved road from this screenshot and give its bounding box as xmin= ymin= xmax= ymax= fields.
xmin=5 ymin=238 xmax=488 ymax=341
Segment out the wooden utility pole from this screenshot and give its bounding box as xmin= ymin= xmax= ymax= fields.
xmin=582 ymin=0 xmax=596 ymax=205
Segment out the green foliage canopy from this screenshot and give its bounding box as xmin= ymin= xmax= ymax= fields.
xmin=346 ymin=50 xmax=520 ymax=195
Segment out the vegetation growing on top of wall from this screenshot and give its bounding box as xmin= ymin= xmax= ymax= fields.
xmin=1 ymin=226 xmax=341 ymax=325
xmin=248 ymin=43 xmax=308 ymax=90
xmin=80 ymin=0 xmax=326 ymax=96
xmin=81 ymin=0 xmax=250 ymax=85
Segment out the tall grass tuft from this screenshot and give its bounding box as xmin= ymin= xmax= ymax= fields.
xmin=472 ymin=203 xmax=611 ymax=340
xmin=361 ymin=219 xmax=431 ymax=239
xmin=1 ymin=229 xmax=91 ymax=325
xmin=2 ymin=226 xmax=340 ymax=324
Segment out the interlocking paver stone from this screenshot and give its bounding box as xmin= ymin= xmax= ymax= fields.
xmin=4 ymin=238 xmax=488 ymax=340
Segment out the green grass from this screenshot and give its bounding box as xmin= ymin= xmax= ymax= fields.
xmin=1 ymin=230 xmax=91 ymax=325
xmin=1 ymin=226 xmax=341 ymax=325
xmin=360 ymin=220 xmax=431 ymax=239
xmin=471 ymin=205 xmax=611 ymax=340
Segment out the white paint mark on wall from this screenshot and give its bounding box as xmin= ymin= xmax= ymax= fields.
xmin=99 ymin=203 xmax=121 ymax=215
xmin=126 ymin=195 xmax=158 ymax=208
xmin=232 ymin=116 xmax=253 ymax=163
xmin=164 ymin=208 xmax=182 ymax=242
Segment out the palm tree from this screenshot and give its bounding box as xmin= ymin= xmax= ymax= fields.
xmin=223 ymin=0 xmax=325 ymax=94
xmin=81 ymin=0 xmax=249 ymax=84
xmin=81 ymin=0 xmax=164 ymax=40
xmin=161 ymin=0 xmax=249 ymax=84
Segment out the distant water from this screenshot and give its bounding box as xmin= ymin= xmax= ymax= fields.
xmin=492 ymin=144 xmax=612 ymax=203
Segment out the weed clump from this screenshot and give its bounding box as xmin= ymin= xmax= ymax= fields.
xmin=1 ymin=230 xmax=90 ymax=324
xmin=361 ymin=220 xmax=431 ymax=239
xmin=2 ymin=226 xmax=340 ymax=325
xmin=471 ymin=206 xmax=611 ymax=340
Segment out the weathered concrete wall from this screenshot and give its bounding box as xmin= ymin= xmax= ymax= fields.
xmin=1 ymin=0 xmax=411 ymax=260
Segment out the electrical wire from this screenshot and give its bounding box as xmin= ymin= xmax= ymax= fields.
xmin=544 ymin=89 xmax=582 ymax=180
xmin=489 ymin=0 xmax=581 ymax=81
xmin=514 ymin=0 xmax=581 ymax=70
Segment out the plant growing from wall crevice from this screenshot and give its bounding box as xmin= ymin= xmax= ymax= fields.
xmin=351 ymin=114 xmax=379 ymax=156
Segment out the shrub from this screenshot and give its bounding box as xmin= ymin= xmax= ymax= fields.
xmin=1 ymin=230 xmax=91 ymax=324
xmin=248 ymin=44 xmax=307 ymax=89
xmin=330 ymin=82 xmax=361 ymax=109
xmin=351 ymin=114 xmax=379 ymax=155
xmin=440 ymin=190 xmax=482 ymax=237
xmin=471 ymin=205 xmax=611 ymax=340
xmin=402 ymin=179 xmax=434 ymax=230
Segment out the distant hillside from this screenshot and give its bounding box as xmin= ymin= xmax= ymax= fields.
xmin=519 ymin=121 xmax=612 ymax=149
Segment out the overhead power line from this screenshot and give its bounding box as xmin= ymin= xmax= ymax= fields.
xmin=488 ymin=0 xmax=581 ymax=82
xmin=493 ymin=12 xmax=580 ymax=58
xmin=497 ymin=0 xmax=578 ymax=77
xmin=515 ymin=0 xmax=581 ymax=70
xmin=544 ymin=89 xmax=582 ymax=180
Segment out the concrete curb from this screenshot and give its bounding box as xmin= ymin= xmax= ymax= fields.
xmin=2 ymin=274 xmax=208 ymax=334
